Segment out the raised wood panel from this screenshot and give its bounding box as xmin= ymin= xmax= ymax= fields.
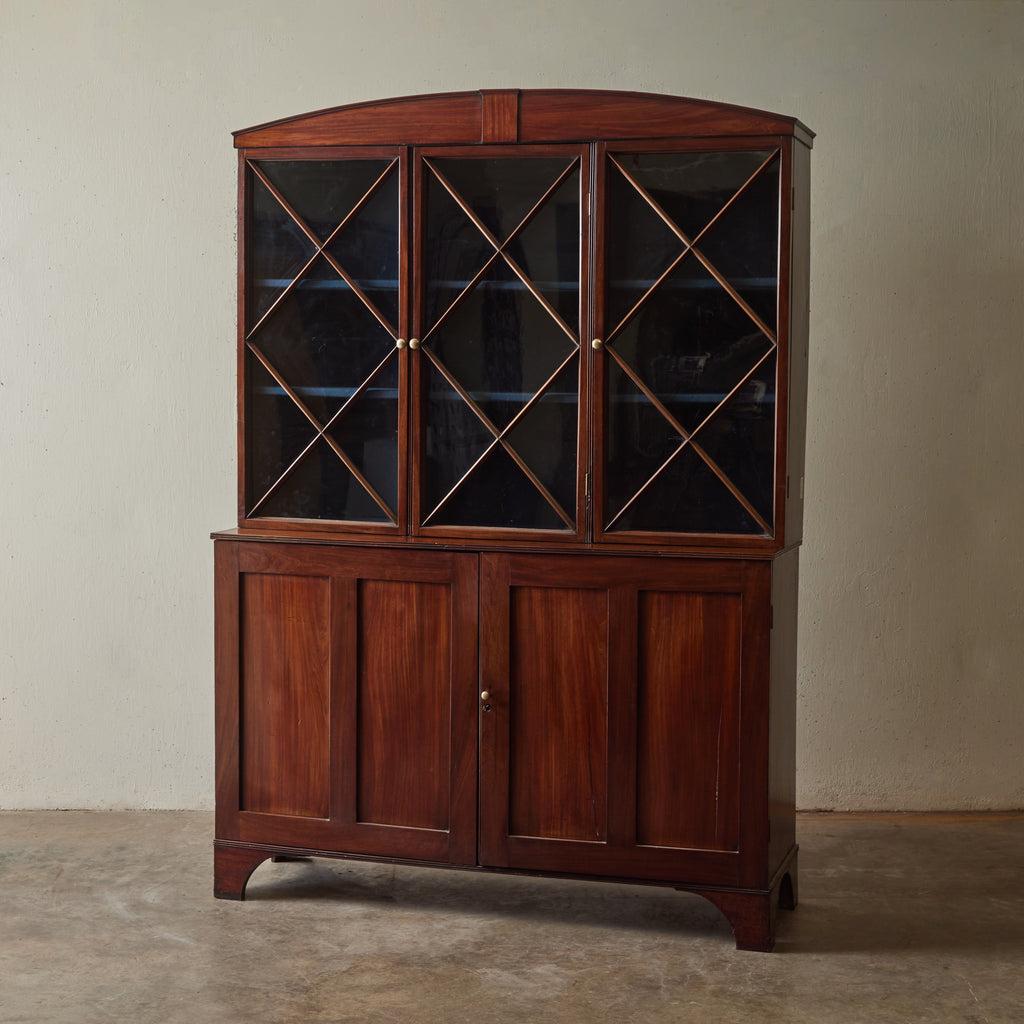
xmin=357 ymin=580 xmax=451 ymax=829
xmin=637 ymin=591 xmax=741 ymax=851
xmin=240 ymin=573 xmax=330 ymax=818
xmin=508 ymin=586 xmax=609 ymax=841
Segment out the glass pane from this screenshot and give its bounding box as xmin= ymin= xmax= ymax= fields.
xmin=436 ymin=445 xmax=564 ymax=531
xmin=423 ymin=172 xmax=495 ymax=331
xmin=421 ymin=154 xmax=581 ymax=532
xmin=504 ymin=167 xmax=580 ymax=334
xmin=605 ymin=163 xmax=680 ymax=331
xmin=256 ymin=159 xmax=390 ymax=240
xmin=427 ymin=258 xmax=575 ymax=430
xmin=327 ymin=168 xmax=399 ymax=330
xmin=696 ymin=158 xmax=780 ymax=330
xmin=251 ymin=257 xmax=394 ymax=424
xmin=691 ymin=351 xmax=776 ymax=523
xmin=422 ymin=361 xmax=494 ymax=518
xmin=430 ymin=157 xmax=573 ymax=241
xmin=245 ymin=352 xmax=316 ymax=509
xmin=605 ymin=356 xmax=682 ymax=525
xmin=604 ymin=149 xmax=779 ymax=536
xmin=505 ymin=359 xmax=579 ymax=517
xmin=611 ymin=444 xmax=761 ymax=535
xmin=249 ymin=176 xmax=315 ymax=326
xmin=260 ymin=440 xmax=390 ymax=523
xmin=618 ymin=150 xmax=772 ymax=239
xmin=329 ymin=356 xmax=400 ymax=514
xmin=610 ymin=256 xmax=774 ymax=434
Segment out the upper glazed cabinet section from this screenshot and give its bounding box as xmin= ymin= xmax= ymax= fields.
xmin=235 ymin=90 xmax=812 ymax=552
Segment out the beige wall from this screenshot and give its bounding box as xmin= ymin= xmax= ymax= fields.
xmin=1 ymin=1 xmax=1022 ymax=810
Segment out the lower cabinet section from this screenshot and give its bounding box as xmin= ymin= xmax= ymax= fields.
xmin=214 ymin=539 xmax=798 ymax=951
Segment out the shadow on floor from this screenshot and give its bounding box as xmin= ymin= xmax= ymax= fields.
xmin=242 ymin=855 xmax=1024 ymax=956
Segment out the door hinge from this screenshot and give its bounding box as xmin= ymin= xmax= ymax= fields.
xmin=584 ymin=472 xmax=591 ymax=502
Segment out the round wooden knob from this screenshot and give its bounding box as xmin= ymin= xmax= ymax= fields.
xmin=409 ymin=338 xmax=421 ymax=350
xmin=395 ymin=338 xmax=408 ymax=349
xmin=480 ymin=691 xmax=491 ymax=702
xmin=591 ymin=338 xmax=604 ymax=350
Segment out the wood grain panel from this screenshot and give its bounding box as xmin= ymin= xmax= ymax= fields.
xmin=519 ymin=90 xmax=813 ymax=145
xmin=240 ymin=573 xmax=330 ymax=818
xmin=357 ymin=580 xmax=451 ymax=829
xmin=637 ymin=590 xmax=741 ymax=851
xmin=508 ymin=586 xmax=608 ymax=841
xmin=234 ymin=92 xmax=482 ymax=148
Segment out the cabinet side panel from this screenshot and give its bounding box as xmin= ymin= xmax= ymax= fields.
xmin=769 ymin=548 xmax=799 ymax=873
xmin=508 ymin=586 xmax=609 ymax=841
xmin=357 ymin=580 xmax=452 ymax=829
xmin=637 ymin=591 xmax=741 ymax=851
xmin=786 ymin=142 xmax=811 ymax=545
xmin=240 ymin=574 xmax=330 ymax=817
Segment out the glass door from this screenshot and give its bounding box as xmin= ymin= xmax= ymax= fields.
xmin=241 ymin=148 xmax=407 ymax=531
xmin=594 ymin=140 xmax=784 ymax=544
xmin=411 ymin=145 xmax=588 ymax=540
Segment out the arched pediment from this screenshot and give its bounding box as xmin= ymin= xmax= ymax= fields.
xmin=233 ymin=89 xmax=814 ymax=148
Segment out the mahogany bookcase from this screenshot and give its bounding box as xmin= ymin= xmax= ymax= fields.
xmin=212 ymin=89 xmax=812 ymax=952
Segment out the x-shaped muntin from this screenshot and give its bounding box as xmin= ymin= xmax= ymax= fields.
xmin=602 ymin=150 xmax=781 ymax=534
xmin=419 ymin=157 xmax=581 ymax=529
xmin=245 ymin=158 xmax=401 ymax=522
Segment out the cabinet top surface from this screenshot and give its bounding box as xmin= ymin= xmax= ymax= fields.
xmin=233 ymin=89 xmax=815 ymax=149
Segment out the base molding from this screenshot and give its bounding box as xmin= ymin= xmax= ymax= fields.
xmin=213 ymin=841 xmax=799 ymax=950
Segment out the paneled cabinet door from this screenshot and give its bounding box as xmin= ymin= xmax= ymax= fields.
xmin=478 ymin=553 xmax=771 ymax=888
xmin=240 ymin=149 xmax=408 ymax=533
xmin=215 ymin=542 xmax=478 ymax=864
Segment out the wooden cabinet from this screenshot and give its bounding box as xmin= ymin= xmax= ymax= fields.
xmin=214 ymin=89 xmax=811 ymax=951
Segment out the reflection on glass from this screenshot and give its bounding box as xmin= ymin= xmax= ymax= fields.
xmin=691 ymin=351 xmax=776 ymax=523
xmin=256 ymin=160 xmax=390 ymax=240
xmin=327 ymin=169 xmax=400 ymax=329
xmin=439 ymin=446 xmax=564 ymax=531
xmin=422 ymin=156 xmax=580 ymax=531
xmin=328 ymin=355 xmax=399 ymax=514
xmin=254 ymin=263 xmax=394 ymax=424
xmin=428 ymin=258 xmax=574 ymax=430
xmin=611 ymin=256 xmax=773 ymax=434
xmin=612 ymin=444 xmax=760 ymax=535
xmin=423 ymin=361 xmax=494 ymax=516
xmin=249 ymin=177 xmax=314 ymax=326
xmin=260 ymin=439 xmax=389 ymax=523
xmin=245 ymin=352 xmax=315 ymax=507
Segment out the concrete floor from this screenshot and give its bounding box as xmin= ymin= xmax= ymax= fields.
xmin=1 ymin=813 xmax=1022 ymax=1023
